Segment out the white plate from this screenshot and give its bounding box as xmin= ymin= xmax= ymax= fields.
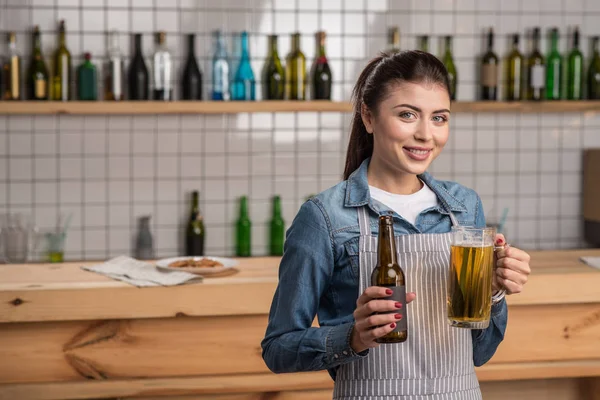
xmin=155 ymin=256 xmax=238 ymax=273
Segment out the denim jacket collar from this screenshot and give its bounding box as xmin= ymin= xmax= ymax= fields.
xmin=344 ymin=157 xmax=467 ymax=213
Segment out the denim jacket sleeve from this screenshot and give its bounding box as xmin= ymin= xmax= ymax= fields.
xmin=261 ymin=199 xmax=367 ymax=374
xmin=471 ymin=195 xmax=508 ymax=366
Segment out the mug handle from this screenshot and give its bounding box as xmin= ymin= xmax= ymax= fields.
xmin=492 ymin=243 xmax=508 ymax=303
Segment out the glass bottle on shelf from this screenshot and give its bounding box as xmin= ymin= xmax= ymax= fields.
xmin=546 ymin=28 xmax=562 ymax=100
xmin=589 ymin=36 xmax=600 ymax=100
xmin=3 ymin=32 xmax=21 ymax=100
xmin=442 ymin=36 xmax=457 ymax=101
xmin=506 ymin=34 xmax=523 ymax=101
xmin=566 ymin=26 xmax=583 ymax=100
xmin=388 ymin=27 xmax=400 ymax=53
xmin=105 ymin=30 xmax=124 ymax=101
xmin=77 ymin=53 xmax=97 ymax=101
xmin=526 ymin=27 xmax=545 ymax=101
xmin=236 ymin=196 xmax=252 ymax=257
xmin=28 ymin=26 xmax=49 ymax=101
xmin=52 ymin=20 xmax=72 ymax=101
xmin=286 ymin=33 xmax=306 ymax=100
xmin=128 ymin=33 xmax=149 ymax=100
xmin=231 ymin=31 xmax=256 ymax=101
xmin=480 ymin=28 xmax=499 ymax=101
xmin=182 ymin=33 xmax=203 ymax=100
xmin=153 ymin=31 xmax=173 ymax=101
xmin=212 ymin=30 xmax=230 ymax=101
xmin=185 ymin=191 xmax=205 ymax=256
xmin=311 ymin=31 xmax=332 ymax=100
xmin=269 ymin=195 xmax=285 ymax=256
xmin=263 ymin=34 xmax=285 ymax=100
xmin=419 ymin=35 xmax=429 ymax=53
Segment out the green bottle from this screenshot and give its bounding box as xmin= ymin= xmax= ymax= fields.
xmin=269 ymin=195 xmax=285 ymax=256
xmin=588 ymin=36 xmax=600 ymax=100
xmin=28 ymin=26 xmax=49 ymax=100
xmin=236 ymin=196 xmax=252 ymax=257
xmin=286 ymin=33 xmax=306 ymax=100
xmin=264 ymin=34 xmax=285 ymax=100
xmin=546 ymin=28 xmax=562 ymax=100
xmin=185 ymin=190 xmax=205 ymax=256
xmin=443 ymin=36 xmax=457 ymax=101
xmin=506 ymin=34 xmax=523 ymax=101
xmin=52 ymin=20 xmax=72 ymax=101
xmin=567 ymin=26 xmax=584 ymax=100
xmin=526 ymin=27 xmax=545 ymax=101
xmin=77 ymin=53 xmax=97 ymax=100
xmin=419 ymin=35 xmax=429 ymax=53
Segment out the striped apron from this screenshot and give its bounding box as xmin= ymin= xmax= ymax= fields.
xmin=333 ymin=206 xmax=482 ymax=400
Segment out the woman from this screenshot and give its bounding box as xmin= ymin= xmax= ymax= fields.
xmin=261 ymin=50 xmax=531 ymax=399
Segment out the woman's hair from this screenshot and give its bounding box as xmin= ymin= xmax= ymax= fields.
xmin=343 ymin=50 xmax=451 ymax=179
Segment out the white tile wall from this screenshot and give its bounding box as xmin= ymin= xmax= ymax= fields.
xmin=1 ymin=0 xmax=599 ymax=260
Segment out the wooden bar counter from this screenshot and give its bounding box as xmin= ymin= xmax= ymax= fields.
xmin=1 ymin=250 xmax=600 ymax=400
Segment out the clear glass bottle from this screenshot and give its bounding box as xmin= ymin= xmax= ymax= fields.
xmin=105 ymin=30 xmax=124 ymax=101
xmin=212 ymin=30 xmax=230 ymax=101
xmin=153 ymin=31 xmax=173 ymax=101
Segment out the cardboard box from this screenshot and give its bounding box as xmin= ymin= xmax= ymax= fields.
xmin=583 ymin=149 xmax=600 ymax=246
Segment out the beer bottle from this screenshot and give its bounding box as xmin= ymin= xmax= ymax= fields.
xmin=236 ymin=196 xmax=251 ymax=257
xmin=371 ymin=215 xmax=407 ymax=343
xmin=185 ymin=191 xmax=205 ymax=256
xmin=269 ymin=195 xmax=285 ymax=256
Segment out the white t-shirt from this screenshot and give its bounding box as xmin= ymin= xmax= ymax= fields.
xmin=369 ymin=181 xmax=439 ymax=225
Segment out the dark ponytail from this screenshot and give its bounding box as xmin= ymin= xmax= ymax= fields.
xmin=343 ymin=50 xmax=451 ymax=179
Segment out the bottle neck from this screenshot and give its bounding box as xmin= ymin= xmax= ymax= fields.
xmin=594 ymin=38 xmax=600 ymax=54
xmin=59 ymin=31 xmax=66 ymax=48
xmin=420 ymin=37 xmax=429 ymax=52
xmin=239 ymin=197 xmax=248 ymax=218
xmin=573 ymin=30 xmax=580 ymax=49
xmin=318 ymin=36 xmax=326 ymax=57
xmin=377 ymin=219 xmax=398 ymax=266
xmin=272 ymin=197 xmax=281 ymax=218
xmin=188 ymin=35 xmax=196 ymax=56
xmin=240 ymin=33 xmax=250 ymax=59
xmin=269 ymin=36 xmax=278 ymax=57
xmin=550 ymin=30 xmax=559 ymax=51
xmin=191 ymin=193 xmax=199 ymax=216
xmin=109 ymin=32 xmax=119 ymax=53
xmin=134 ymin=35 xmax=142 ymax=55
xmin=33 ymin=31 xmax=42 ymax=52
xmin=8 ymin=35 xmax=16 ymax=52
xmin=512 ymin=35 xmax=519 ymax=50
xmin=292 ymin=35 xmax=300 ymax=52
xmin=487 ymin=32 xmax=493 ymax=51
xmin=533 ymin=31 xmax=540 ymax=50
xmin=445 ymin=37 xmax=452 ymax=54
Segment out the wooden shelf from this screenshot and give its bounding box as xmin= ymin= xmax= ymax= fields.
xmin=1 ymin=100 xmax=600 ymax=115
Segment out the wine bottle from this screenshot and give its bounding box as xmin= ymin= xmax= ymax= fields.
xmin=3 ymin=32 xmax=21 ymax=100
xmin=588 ymin=36 xmax=600 ymax=100
xmin=546 ymin=28 xmax=562 ymax=100
xmin=480 ymin=28 xmax=499 ymax=101
xmin=388 ymin=27 xmax=400 ymax=53
xmin=263 ymin=34 xmax=285 ymax=100
xmin=153 ymin=31 xmax=173 ymax=101
xmin=182 ymin=33 xmax=203 ymax=100
xmin=566 ymin=26 xmax=583 ymax=100
xmin=236 ymin=196 xmax=251 ymax=257
xmin=506 ymin=34 xmax=523 ymax=101
xmin=311 ymin=31 xmax=332 ymax=100
xmin=77 ymin=53 xmax=97 ymax=101
xmin=212 ymin=30 xmax=230 ymax=101
xmin=105 ymin=30 xmax=124 ymax=101
xmin=52 ymin=20 xmax=72 ymax=101
xmin=232 ymin=31 xmax=256 ymax=101
xmin=371 ymin=215 xmax=407 ymax=344
xmin=286 ymin=33 xmax=306 ymax=100
xmin=128 ymin=33 xmax=149 ymax=100
xmin=185 ymin=191 xmax=205 ymax=256
xmin=27 ymin=26 xmax=49 ymax=101
xmin=419 ymin=35 xmax=429 ymax=53
xmin=443 ymin=36 xmax=457 ymax=100
xmin=526 ymin=27 xmax=545 ymax=101
xmin=269 ymin=195 xmax=285 ymax=256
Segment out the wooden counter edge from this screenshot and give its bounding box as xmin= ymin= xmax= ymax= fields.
xmin=2 ymin=360 xmax=600 ymax=400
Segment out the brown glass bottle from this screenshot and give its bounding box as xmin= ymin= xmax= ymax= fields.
xmin=370 ymin=215 xmax=407 ymax=343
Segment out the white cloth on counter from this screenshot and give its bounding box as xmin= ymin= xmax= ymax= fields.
xmin=82 ymin=255 xmax=202 ymax=287
xmin=579 ymin=256 xmax=600 ymax=270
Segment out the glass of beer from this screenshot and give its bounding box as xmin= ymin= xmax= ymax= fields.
xmin=447 ymin=226 xmax=496 ymax=329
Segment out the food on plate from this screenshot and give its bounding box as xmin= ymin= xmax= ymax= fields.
xmin=168 ymin=258 xmax=224 ymax=268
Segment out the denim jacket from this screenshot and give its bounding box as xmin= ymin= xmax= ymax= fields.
xmin=261 ymin=158 xmax=508 ymax=380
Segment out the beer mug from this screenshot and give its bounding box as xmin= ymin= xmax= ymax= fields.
xmin=447 ymin=226 xmax=496 ymax=329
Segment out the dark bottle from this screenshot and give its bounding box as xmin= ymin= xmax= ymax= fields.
xmin=3 ymin=32 xmax=21 ymax=100
xmin=546 ymin=28 xmax=562 ymax=100
xmin=567 ymin=26 xmax=584 ymax=100
xmin=371 ymin=215 xmax=407 ymax=344
xmin=52 ymin=20 xmax=72 ymax=101
xmin=28 ymin=26 xmax=49 ymax=101
xmin=589 ymin=36 xmax=600 ymax=100
xmin=182 ymin=34 xmax=203 ymax=100
xmin=269 ymin=195 xmax=285 ymax=256
xmin=236 ymin=196 xmax=252 ymax=257
xmin=480 ymin=28 xmax=498 ymax=101
xmin=153 ymin=31 xmax=173 ymax=101
xmin=311 ymin=31 xmax=332 ymax=100
xmin=77 ymin=53 xmax=97 ymax=101
xmin=286 ymin=33 xmax=306 ymax=100
xmin=128 ymin=33 xmax=149 ymax=100
xmin=443 ymin=36 xmax=457 ymax=101
xmin=526 ymin=27 xmax=545 ymax=101
xmin=263 ymin=34 xmax=285 ymax=100
xmin=506 ymin=34 xmax=523 ymax=101
xmin=185 ymin=191 xmax=205 ymax=256
xmin=105 ymin=30 xmax=124 ymax=101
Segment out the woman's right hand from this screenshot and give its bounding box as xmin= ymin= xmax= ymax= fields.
xmin=350 ymin=286 xmax=416 ymax=353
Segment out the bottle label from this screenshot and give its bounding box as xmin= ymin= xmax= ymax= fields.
xmin=110 ymin=59 xmax=123 ymax=100
xmin=383 ymin=286 xmax=407 ymax=333
xmin=35 ymin=79 xmax=46 ymax=98
xmin=481 ymin=64 xmax=497 ymax=88
xmin=10 ymin=56 xmax=20 ymax=98
xmin=531 ymin=65 xmax=545 ymax=89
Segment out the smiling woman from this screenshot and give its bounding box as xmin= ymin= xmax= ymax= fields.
xmin=261 ymin=51 xmax=532 ymax=400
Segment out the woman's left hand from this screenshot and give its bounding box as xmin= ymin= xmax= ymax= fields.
xmin=493 ymin=234 xmax=531 ymax=295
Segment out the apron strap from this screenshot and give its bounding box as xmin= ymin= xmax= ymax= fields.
xmin=357 ymin=206 xmax=371 ymax=237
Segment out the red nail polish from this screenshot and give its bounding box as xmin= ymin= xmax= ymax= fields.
xmin=496 ymin=238 xmax=504 ymax=245
xmin=386 ymin=289 xmax=393 ymax=295
xmin=390 ymin=323 xmax=396 ymax=328
xmin=395 ymin=302 xmax=402 ymax=308
xmin=394 ymin=314 xmax=402 ymax=319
